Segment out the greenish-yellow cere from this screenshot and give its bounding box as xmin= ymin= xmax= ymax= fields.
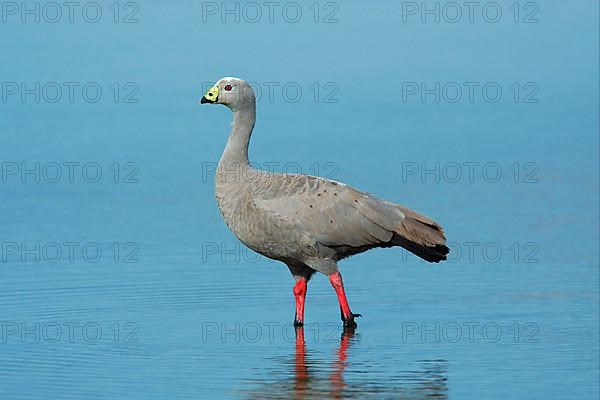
xmin=204 ymin=86 xmax=219 ymax=101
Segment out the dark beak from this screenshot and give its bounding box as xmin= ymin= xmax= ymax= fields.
xmin=200 ymin=96 xmax=211 ymax=104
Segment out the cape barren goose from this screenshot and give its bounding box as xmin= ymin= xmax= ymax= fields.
xmin=201 ymin=77 xmax=449 ymax=328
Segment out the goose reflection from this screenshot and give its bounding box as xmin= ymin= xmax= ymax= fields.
xmin=244 ymin=327 xmax=448 ymax=399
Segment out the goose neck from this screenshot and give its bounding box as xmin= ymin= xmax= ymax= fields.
xmin=219 ymin=104 xmax=255 ymax=168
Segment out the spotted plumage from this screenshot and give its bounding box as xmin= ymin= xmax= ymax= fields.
xmin=202 ymin=77 xmax=449 ymax=328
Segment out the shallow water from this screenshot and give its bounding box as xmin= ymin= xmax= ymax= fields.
xmin=1 ymin=1 xmax=599 ymax=399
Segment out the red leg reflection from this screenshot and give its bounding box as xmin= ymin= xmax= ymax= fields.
xmin=294 ymin=326 xmax=308 ymax=397
xmin=331 ymin=330 xmax=354 ymax=398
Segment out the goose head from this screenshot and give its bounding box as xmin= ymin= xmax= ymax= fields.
xmin=200 ymin=77 xmax=256 ymax=110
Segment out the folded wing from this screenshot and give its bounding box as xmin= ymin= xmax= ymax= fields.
xmin=253 ymin=174 xmax=449 ymax=262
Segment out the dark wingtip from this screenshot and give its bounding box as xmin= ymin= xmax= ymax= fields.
xmin=428 ymin=244 xmax=450 ymax=263
xmin=393 ymin=236 xmax=450 ymax=263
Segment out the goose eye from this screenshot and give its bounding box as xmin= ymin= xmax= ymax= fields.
xmin=224 ymin=85 xmax=232 ymax=91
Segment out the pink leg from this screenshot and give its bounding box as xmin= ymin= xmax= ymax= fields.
xmin=293 ymin=278 xmax=307 ymax=326
xmin=329 ymin=272 xmax=361 ymax=328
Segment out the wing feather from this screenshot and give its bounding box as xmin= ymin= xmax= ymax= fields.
xmin=252 ymin=173 xmax=448 ymax=261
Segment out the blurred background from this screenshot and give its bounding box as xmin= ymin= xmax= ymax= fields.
xmin=1 ymin=1 xmax=598 ymax=399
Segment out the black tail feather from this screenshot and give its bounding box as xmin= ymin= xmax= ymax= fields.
xmin=392 ymin=235 xmax=450 ymax=263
